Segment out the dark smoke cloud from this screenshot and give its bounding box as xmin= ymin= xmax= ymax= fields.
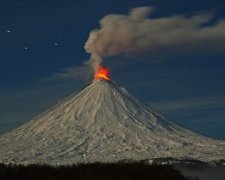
xmin=84 ymin=6 xmax=225 ymax=70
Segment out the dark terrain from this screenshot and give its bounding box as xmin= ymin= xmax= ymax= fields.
xmin=0 ymin=162 xmax=199 ymax=180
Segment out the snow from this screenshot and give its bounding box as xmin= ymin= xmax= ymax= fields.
xmin=0 ymin=79 xmax=225 ymax=165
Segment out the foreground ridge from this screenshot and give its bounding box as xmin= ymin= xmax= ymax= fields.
xmin=0 ymin=163 xmax=191 ymax=180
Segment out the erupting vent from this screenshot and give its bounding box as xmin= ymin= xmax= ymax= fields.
xmin=94 ymin=66 xmax=111 ymax=81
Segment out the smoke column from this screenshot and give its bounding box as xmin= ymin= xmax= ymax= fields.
xmin=84 ymin=6 xmax=225 ymax=71
xmin=84 ymin=54 xmax=103 ymax=73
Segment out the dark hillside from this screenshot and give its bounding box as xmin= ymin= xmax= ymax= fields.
xmin=0 ymin=162 xmax=198 ymax=180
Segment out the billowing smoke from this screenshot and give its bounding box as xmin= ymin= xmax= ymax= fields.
xmin=84 ymin=54 xmax=103 ymax=73
xmin=84 ymin=6 xmax=225 ymax=70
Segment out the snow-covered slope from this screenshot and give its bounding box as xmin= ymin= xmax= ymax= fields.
xmin=0 ymin=79 xmax=225 ymax=165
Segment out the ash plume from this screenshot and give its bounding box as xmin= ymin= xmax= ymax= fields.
xmin=84 ymin=6 xmax=225 ymax=69
xmin=84 ymin=54 xmax=103 ymax=73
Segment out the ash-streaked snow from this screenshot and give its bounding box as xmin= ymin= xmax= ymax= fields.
xmin=0 ymin=80 xmax=224 ymax=165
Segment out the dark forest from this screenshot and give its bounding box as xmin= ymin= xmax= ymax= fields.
xmin=0 ymin=162 xmax=199 ymax=180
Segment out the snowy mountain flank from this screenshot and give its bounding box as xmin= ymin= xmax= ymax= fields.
xmin=0 ymin=79 xmax=225 ymax=165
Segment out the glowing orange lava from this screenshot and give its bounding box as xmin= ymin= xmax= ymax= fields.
xmin=94 ymin=66 xmax=111 ymax=81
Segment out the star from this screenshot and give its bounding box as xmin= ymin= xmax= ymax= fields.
xmin=54 ymin=42 xmax=59 ymax=46
xmin=6 ymin=30 xmax=11 ymax=33
xmin=24 ymin=47 xmax=28 ymax=50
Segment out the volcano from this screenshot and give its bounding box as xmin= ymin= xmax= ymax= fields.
xmin=0 ymin=77 xmax=225 ymax=165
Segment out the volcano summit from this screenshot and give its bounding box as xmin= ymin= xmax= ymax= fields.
xmin=0 ymin=73 xmax=225 ymax=165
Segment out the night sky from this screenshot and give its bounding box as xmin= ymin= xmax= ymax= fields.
xmin=1 ymin=0 xmax=225 ymax=140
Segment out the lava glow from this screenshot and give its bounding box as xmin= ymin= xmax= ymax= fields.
xmin=94 ymin=66 xmax=111 ymax=81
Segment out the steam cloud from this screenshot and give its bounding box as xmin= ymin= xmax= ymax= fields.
xmin=84 ymin=6 xmax=225 ymax=70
